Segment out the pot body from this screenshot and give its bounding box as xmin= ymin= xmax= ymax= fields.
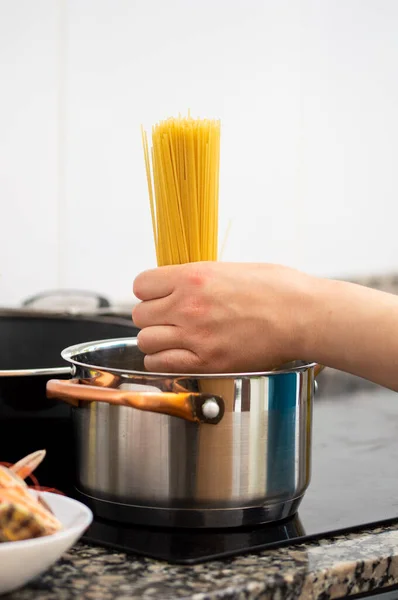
xmin=63 ymin=338 xmax=315 ymax=528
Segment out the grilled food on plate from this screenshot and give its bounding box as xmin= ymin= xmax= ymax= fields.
xmin=0 ymin=450 xmax=63 ymax=542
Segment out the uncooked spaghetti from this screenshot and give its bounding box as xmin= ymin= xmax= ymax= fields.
xmin=141 ymin=114 xmax=221 ymax=266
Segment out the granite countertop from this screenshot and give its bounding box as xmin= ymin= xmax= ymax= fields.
xmin=4 ymin=274 xmax=398 ymax=600
xmin=3 ymin=522 xmax=398 ymax=600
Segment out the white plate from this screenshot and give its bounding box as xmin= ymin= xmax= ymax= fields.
xmin=0 ymin=492 xmax=93 ymax=596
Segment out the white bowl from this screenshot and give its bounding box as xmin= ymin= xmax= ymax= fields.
xmin=0 ymin=491 xmax=93 ymax=595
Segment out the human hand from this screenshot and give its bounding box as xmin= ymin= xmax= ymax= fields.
xmin=132 ymin=261 xmax=316 ymax=374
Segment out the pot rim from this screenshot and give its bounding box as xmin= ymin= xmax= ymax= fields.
xmin=60 ymin=336 xmax=318 ymax=379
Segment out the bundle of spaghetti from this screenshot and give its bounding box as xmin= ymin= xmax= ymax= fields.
xmin=141 ymin=114 xmax=221 ymax=266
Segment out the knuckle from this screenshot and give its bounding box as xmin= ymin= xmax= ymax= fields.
xmin=181 ymin=302 xmax=205 ymax=321
xmin=180 ymin=297 xmax=210 ymax=322
xmin=183 ymin=262 xmax=212 ymax=288
xmin=193 ymin=324 xmax=213 ymax=341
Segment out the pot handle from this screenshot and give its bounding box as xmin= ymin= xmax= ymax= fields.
xmin=0 ymin=366 xmax=73 ymax=378
xmin=46 ymin=379 xmax=224 ymax=425
xmin=0 ymin=367 xmax=73 ymax=377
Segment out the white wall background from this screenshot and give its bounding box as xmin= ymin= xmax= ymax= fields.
xmin=1 ymin=0 xmax=398 ymax=307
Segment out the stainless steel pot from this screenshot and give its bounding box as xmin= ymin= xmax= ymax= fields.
xmin=46 ymin=337 xmax=323 ymax=529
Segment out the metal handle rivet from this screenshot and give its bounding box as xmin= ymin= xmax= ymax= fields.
xmin=202 ymin=399 xmax=220 ymax=419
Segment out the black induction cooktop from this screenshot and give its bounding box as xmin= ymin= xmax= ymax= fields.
xmin=76 ymin=386 xmax=398 ymax=564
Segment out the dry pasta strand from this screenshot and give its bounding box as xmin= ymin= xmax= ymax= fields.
xmin=141 ymin=114 xmax=221 ymax=266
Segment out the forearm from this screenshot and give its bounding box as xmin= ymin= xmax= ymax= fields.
xmin=302 ymin=278 xmax=398 ymax=391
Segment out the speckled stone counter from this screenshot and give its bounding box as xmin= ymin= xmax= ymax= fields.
xmin=4 ymin=523 xmax=398 ymax=600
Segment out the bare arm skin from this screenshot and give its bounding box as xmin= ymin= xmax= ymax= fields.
xmin=132 ymin=261 xmax=398 ymax=391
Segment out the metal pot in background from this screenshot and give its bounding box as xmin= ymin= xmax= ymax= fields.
xmin=21 ymin=289 xmax=134 ymax=319
xmin=46 ymin=337 xmax=322 ymax=529
xmin=0 ymin=309 xmax=138 ymax=491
